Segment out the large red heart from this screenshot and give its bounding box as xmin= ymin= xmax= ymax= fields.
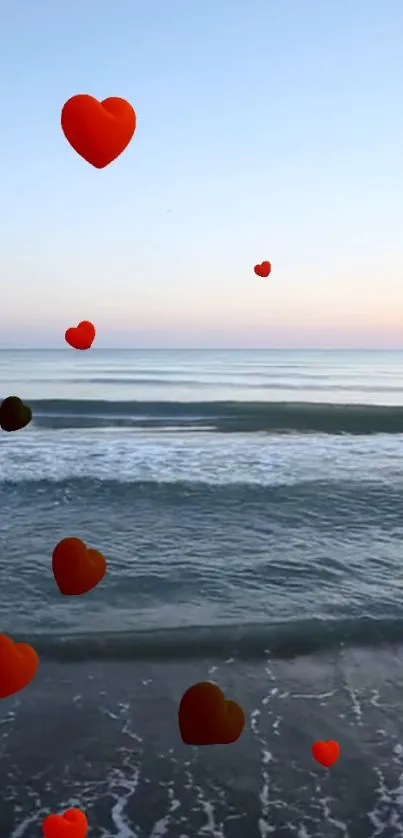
xmin=0 ymin=396 xmax=32 ymax=432
xmin=52 ymin=537 xmax=106 ymax=596
xmin=178 ymin=681 xmax=245 ymax=745
xmin=61 ymin=94 xmax=136 ymax=169
xmin=65 ymin=321 xmax=96 ymax=350
xmin=42 ymin=808 xmax=88 ymax=838
xmin=0 ymin=633 xmax=39 ymax=698
xmin=312 ymin=740 xmax=340 ymax=767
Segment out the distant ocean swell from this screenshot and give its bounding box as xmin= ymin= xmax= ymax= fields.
xmin=22 ymin=399 xmax=403 ymax=433
xmin=17 ymin=617 xmax=403 ymax=662
xmin=19 ymin=376 xmax=403 ymax=392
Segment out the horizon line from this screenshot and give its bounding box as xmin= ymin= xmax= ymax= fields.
xmin=0 ymin=346 xmax=402 ymax=352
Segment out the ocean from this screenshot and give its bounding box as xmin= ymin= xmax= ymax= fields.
xmin=1 ymin=348 xmax=403 ymax=838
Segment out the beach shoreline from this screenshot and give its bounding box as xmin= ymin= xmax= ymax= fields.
xmin=2 ymin=645 xmax=403 ymax=838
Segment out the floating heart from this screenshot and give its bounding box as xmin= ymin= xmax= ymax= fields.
xmin=61 ymin=94 xmax=136 ymax=168
xmin=42 ymin=807 xmax=88 ymax=838
xmin=178 ymin=681 xmax=245 ymax=745
xmin=52 ymin=537 xmax=106 ymax=595
xmin=254 ymin=261 xmax=271 ymax=278
xmin=312 ymin=740 xmax=340 ymax=767
xmin=0 ymin=634 xmax=39 ymax=699
xmin=65 ymin=321 xmax=96 ymax=350
xmin=0 ymin=396 xmax=32 ymax=432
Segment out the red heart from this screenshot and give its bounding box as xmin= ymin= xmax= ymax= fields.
xmin=0 ymin=634 xmax=39 ymax=699
xmin=254 ymin=261 xmax=271 ymax=278
xmin=65 ymin=321 xmax=96 ymax=350
xmin=0 ymin=396 xmax=32 ymax=432
xmin=42 ymin=808 xmax=88 ymax=838
xmin=52 ymin=537 xmax=106 ymax=596
xmin=312 ymin=740 xmax=340 ymax=767
xmin=61 ymin=94 xmax=136 ymax=169
xmin=178 ymin=681 xmax=245 ymax=745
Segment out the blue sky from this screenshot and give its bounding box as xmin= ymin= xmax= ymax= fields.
xmin=0 ymin=0 xmax=402 ymax=348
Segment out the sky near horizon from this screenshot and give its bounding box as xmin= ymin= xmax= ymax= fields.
xmin=0 ymin=0 xmax=402 ymax=349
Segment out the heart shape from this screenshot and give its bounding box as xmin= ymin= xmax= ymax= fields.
xmin=0 ymin=396 xmax=32 ymax=432
xmin=254 ymin=260 xmax=271 ymax=278
xmin=312 ymin=739 xmax=340 ymax=767
xmin=61 ymin=94 xmax=136 ymax=169
xmin=42 ymin=808 xmax=88 ymax=838
xmin=52 ymin=537 xmax=106 ymax=595
xmin=178 ymin=681 xmax=245 ymax=745
xmin=0 ymin=634 xmax=39 ymax=698
xmin=65 ymin=321 xmax=96 ymax=350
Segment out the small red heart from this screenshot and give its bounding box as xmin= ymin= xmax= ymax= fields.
xmin=42 ymin=807 xmax=88 ymax=838
xmin=61 ymin=94 xmax=136 ymax=169
xmin=254 ymin=261 xmax=271 ymax=278
xmin=312 ymin=740 xmax=340 ymax=767
xmin=65 ymin=321 xmax=96 ymax=351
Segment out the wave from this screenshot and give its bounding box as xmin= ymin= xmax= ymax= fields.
xmin=21 ymin=398 xmax=403 ymax=434
xmin=17 ymin=378 xmax=403 ymax=393
xmin=18 ymin=617 xmax=403 ymax=662
xmin=1 ymin=475 xmax=401 ymax=502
